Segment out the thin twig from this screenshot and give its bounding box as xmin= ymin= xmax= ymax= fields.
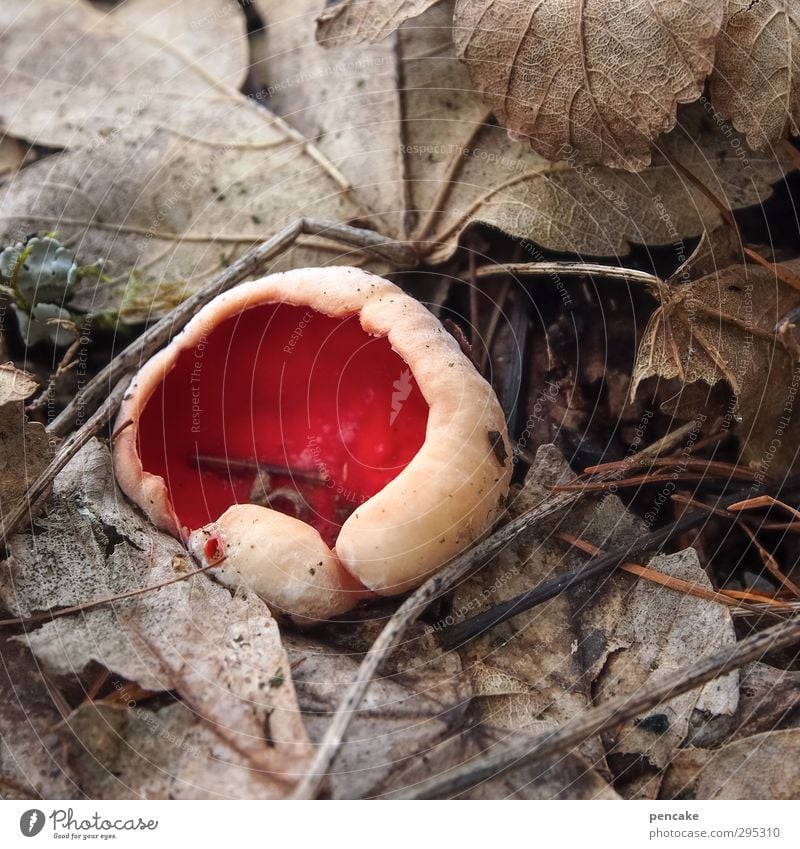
xmin=392 ymin=614 xmax=800 ymax=798
xmin=49 ymin=219 xmax=416 ymax=437
xmin=438 ymin=477 xmax=800 ymax=648
xmin=0 ymin=379 xmax=129 ymax=550
xmin=474 ymin=261 xmax=660 ymax=289
xmin=290 ymin=487 xmax=582 ymax=800
xmin=0 ymin=560 xmax=219 ymax=628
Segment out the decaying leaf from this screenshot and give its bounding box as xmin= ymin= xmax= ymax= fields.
xmin=1 ymin=440 xmax=311 ymax=796
xmin=728 ymin=662 xmax=800 ymax=741
xmin=631 ymin=241 xmax=800 ymax=475
xmin=382 ymin=725 xmax=620 ymax=799
xmin=65 ymin=700 xmax=294 ymax=800
xmin=452 ymin=0 xmax=724 ymax=170
xmin=0 ymin=636 xmax=78 ymax=798
xmin=711 ymin=0 xmax=800 ymax=150
xmin=0 ymin=366 xmax=52 ymax=518
xmin=285 ymin=629 xmax=469 ymax=798
xmin=661 ymin=728 xmax=800 ymax=799
xmin=316 ymin=0 xmax=441 ymax=46
xmin=0 ymin=137 xmax=29 ymax=180
xmin=263 ymin=0 xmax=789 ymax=260
xmin=0 ymin=0 xmax=250 ymax=148
xmin=451 ymin=446 xmax=620 ymax=759
xmin=574 ymin=545 xmax=739 ymax=798
xmin=0 ymin=362 xmax=37 ymax=406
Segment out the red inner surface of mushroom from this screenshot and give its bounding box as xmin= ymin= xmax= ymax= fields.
xmin=137 ymin=302 xmax=429 ymax=546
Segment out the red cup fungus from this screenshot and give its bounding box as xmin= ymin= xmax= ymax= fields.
xmin=113 ymin=267 xmax=511 ymax=622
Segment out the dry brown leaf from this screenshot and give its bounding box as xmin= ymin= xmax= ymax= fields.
xmin=0 ymin=636 xmax=78 ymax=798
xmin=285 ymin=630 xmax=469 ymax=799
xmin=711 ymin=0 xmax=800 ymax=150
xmin=262 ymin=0 xmax=788 ymax=260
xmin=661 ymin=728 xmax=800 ymax=800
xmin=0 ymin=362 xmax=37 ymax=406
xmin=65 ymin=700 xmax=294 ymax=800
xmin=452 ymin=0 xmax=723 ymax=170
xmin=450 ymin=446 xmax=623 ymax=762
xmin=573 ymin=544 xmax=739 ymax=798
xmin=316 ymin=0 xmax=442 ymax=46
xmin=0 ymin=384 xmax=53 ymax=519
xmin=728 ymin=662 xmax=800 ymax=741
xmin=1 ymin=440 xmax=311 ymax=794
xmin=631 ymin=243 xmax=800 ymax=475
xmin=384 ymin=725 xmax=619 ymax=799
xmin=0 ymin=0 xmax=250 ymax=148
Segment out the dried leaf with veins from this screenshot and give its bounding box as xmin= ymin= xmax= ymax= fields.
xmin=710 ymin=0 xmax=800 ymax=149
xmin=284 ymin=630 xmax=469 ymax=799
xmin=316 ymin=0 xmax=442 ymax=46
xmin=631 ymin=248 xmax=800 ymax=474
xmin=263 ymin=0 xmax=787 ymax=260
xmin=451 ymin=0 xmax=724 ymax=170
xmin=0 ymin=367 xmax=53 ymax=517
xmin=1 ymin=636 xmax=78 ymax=798
xmin=660 ymin=728 xmax=800 ymax=799
xmin=66 ymin=701 xmax=294 ymax=800
xmin=1 ymin=440 xmax=311 ymax=794
xmin=0 ymin=0 xmax=250 ymax=147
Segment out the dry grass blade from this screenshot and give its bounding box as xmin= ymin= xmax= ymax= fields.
xmin=392 ymin=614 xmax=800 ymax=798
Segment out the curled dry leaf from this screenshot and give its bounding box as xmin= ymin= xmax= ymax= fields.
xmin=631 ymin=239 xmax=800 ymax=475
xmin=660 ymin=728 xmax=800 ymax=800
xmin=316 ymin=0 xmax=442 ymax=46
xmin=0 ymin=0 xmax=249 ymax=148
xmin=0 ymin=440 xmax=311 ymax=796
xmin=0 ymin=366 xmax=52 ymax=517
xmin=710 ymin=0 xmax=800 ymax=150
xmin=727 ymin=662 xmax=800 ymax=742
xmin=452 ymin=0 xmax=724 ymax=170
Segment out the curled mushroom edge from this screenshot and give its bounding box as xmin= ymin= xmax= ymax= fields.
xmin=113 ymin=266 xmax=512 ymax=623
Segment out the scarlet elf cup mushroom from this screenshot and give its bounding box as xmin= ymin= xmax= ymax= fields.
xmin=113 ymin=267 xmax=511 ymax=622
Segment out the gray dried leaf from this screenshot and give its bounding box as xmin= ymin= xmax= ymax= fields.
xmin=0 ymin=636 xmax=78 ymax=799
xmin=710 ymin=0 xmax=800 ymax=149
xmin=382 ymin=725 xmax=619 ymax=799
xmin=285 ymin=629 xmax=468 ymax=798
xmin=452 ymin=0 xmax=724 ymax=170
xmin=65 ymin=701 xmax=295 ymax=799
xmin=572 ymin=545 xmax=739 ymax=798
xmin=0 ymin=0 xmax=249 ymax=148
xmin=661 ymin=728 xmax=800 ymax=799
xmin=631 ymin=245 xmax=800 ymax=475
xmin=316 ymin=0 xmax=442 ymax=46
xmin=1 ymin=440 xmax=311 ymax=792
